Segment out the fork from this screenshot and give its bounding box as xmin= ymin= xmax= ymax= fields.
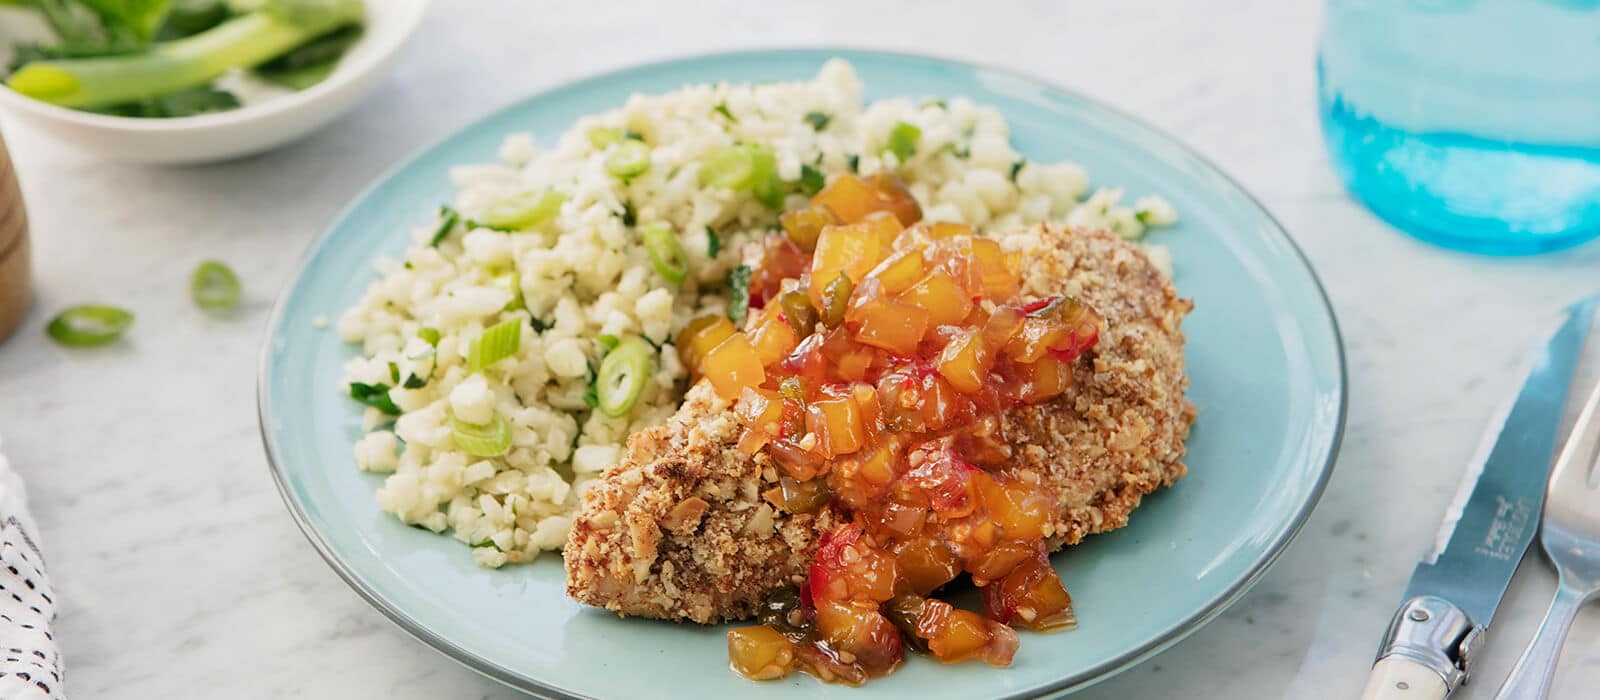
xmin=1495 ymin=377 xmax=1600 ymax=699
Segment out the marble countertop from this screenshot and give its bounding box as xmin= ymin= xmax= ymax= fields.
xmin=3 ymin=1 xmax=1599 ymax=697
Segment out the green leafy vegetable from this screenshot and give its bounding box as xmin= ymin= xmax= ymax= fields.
xmin=803 ymin=111 xmax=830 ymax=131
xmin=466 ymin=319 xmax=522 ymax=373
xmin=386 ymin=361 xmax=400 ymax=384
xmin=156 ymin=0 xmax=230 ymax=40
xmin=92 ymin=84 xmax=238 ymax=117
xmin=705 ymin=226 xmax=721 ymax=257
xmin=45 ymin=304 xmax=134 ymax=347
xmin=402 ymin=373 xmax=427 ymax=390
xmin=1009 ymin=159 xmax=1027 ymax=183
xmin=251 ymin=21 xmax=359 ymax=88
xmin=349 ymin=382 xmax=400 ymax=415
xmin=712 ymin=102 xmax=736 ymax=122
xmin=7 ymin=0 xmax=364 ymax=109
xmin=619 ymin=200 xmax=637 ymax=227
xmin=726 ymin=264 xmax=752 ymax=326
xmin=190 ymin=259 xmax=240 ymax=311
xmin=846 ymin=153 xmax=860 ymax=173
xmin=798 ymin=164 xmax=825 ymax=196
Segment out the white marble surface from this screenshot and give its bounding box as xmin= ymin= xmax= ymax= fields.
xmin=1 ymin=1 xmax=1599 ymax=697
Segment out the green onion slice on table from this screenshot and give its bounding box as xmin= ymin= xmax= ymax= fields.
xmin=191 ymin=260 xmax=241 ymax=311
xmin=46 ymin=305 xmax=134 ymax=347
xmin=479 ymin=190 xmax=565 ymax=231
xmin=467 ymin=319 xmax=522 ymax=373
xmin=641 ymin=223 xmax=688 ymax=285
xmin=451 ymin=411 xmax=512 ymax=457
xmin=595 ymin=336 xmax=655 ymax=418
xmin=605 ymin=140 xmax=652 ymax=179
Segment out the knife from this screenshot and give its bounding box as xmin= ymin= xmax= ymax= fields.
xmin=1361 ymin=297 xmax=1597 ymax=700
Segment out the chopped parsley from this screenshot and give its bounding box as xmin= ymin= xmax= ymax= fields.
xmin=530 ymin=316 xmax=550 ymax=332
xmin=387 ymin=362 xmax=400 ymax=384
xmin=798 ymin=164 xmax=826 ymax=196
xmin=727 ymin=265 xmax=753 ymax=326
xmin=619 ymin=200 xmax=637 ymax=227
xmin=846 ymin=153 xmax=860 ymax=173
xmin=1009 ymin=159 xmax=1027 ymax=182
xmin=402 ymin=373 xmax=428 ymax=389
xmin=349 ymin=382 xmax=401 ymax=416
xmin=713 ymin=102 xmax=737 ymax=122
xmin=706 ymin=226 xmax=722 ymax=257
xmin=803 ymin=111 xmax=831 ymax=131
xmin=428 ymin=205 xmax=461 ymax=247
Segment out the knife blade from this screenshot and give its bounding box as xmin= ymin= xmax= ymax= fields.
xmin=1361 ymin=297 xmax=1597 ymax=700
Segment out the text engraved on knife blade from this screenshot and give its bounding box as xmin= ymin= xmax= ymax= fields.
xmin=1474 ymin=495 xmax=1535 ymax=561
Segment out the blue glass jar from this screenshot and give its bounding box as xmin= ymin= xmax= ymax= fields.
xmin=1319 ymin=0 xmax=1600 ymax=255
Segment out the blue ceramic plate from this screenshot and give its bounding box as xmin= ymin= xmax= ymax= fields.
xmin=260 ymin=49 xmax=1345 ymax=699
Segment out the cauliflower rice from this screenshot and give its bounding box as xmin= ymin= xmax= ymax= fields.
xmin=336 ymin=60 xmax=1177 ymax=567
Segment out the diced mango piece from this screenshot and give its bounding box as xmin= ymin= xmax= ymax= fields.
xmin=806 ymin=395 xmax=865 ymax=457
xmin=812 ymin=174 xmax=882 ymax=225
xmin=961 ymin=237 xmax=1018 ymax=299
xmin=895 ymin=538 xmax=961 ymax=595
xmin=936 ymin=330 xmax=993 ymax=394
xmin=735 ymin=386 xmax=784 ymax=436
xmin=1014 ymin=355 xmax=1072 ymax=403
xmin=703 ymin=333 xmax=765 ymax=400
xmin=852 ymin=299 xmax=929 ymax=356
xmin=866 ymin=247 xmax=926 ymax=294
xmin=813 ymin=173 xmax=923 ymax=227
xmin=866 ymin=173 xmax=923 ymax=227
xmin=978 ymin=477 xmax=1053 ymax=541
xmin=900 ymin=271 xmax=973 ymax=328
xmin=677 ymin=314 xmax=737 ymax=376
xmin=809 ymin=223 xmax=887 ymax=309
xmin=778 ymin=203 xmax=839 ymax=252
xmin=727 ymin=625 xmax=796 ymax=680
xmin=926 ymin=221 xmax=972 ymax=239
xmin=748 ymin=307 xmax=797 ymax=366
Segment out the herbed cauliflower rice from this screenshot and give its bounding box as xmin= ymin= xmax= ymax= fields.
xmin=336 ymin=60 xmax=1177 ymax=568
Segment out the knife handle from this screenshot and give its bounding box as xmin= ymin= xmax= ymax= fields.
xmin=1361 ymin=657 xmax=1449 ymax=700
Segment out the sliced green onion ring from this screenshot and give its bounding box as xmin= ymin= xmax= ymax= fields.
xmin=605 ymin=140 xmax=652 ymax=179
xmin=587 ymin=126 xmax=623 ymax=149
xmin=46 ymin=304 xmax=133 ymax=347
xmin=467 ymin=319 xmax=522 ymax=373
xmin=451 ymin=411 xmax=512 ymax=457
xmin=191 ymin=260 xmax=241 ymax=311
xmin=698 ymin=145 xmax=757 ymax=190
xmin=641 ymin=223 xmax=689 ymax=286
xmin=479 ymin=190 xmax=565 ymax=231
xmin=596 ymin=336 xmax=655 ymax=418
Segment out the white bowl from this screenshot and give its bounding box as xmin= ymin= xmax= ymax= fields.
xmin=0 ymin=0 xmax=428 ymax=165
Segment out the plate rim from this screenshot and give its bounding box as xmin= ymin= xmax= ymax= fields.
xmin=258 ymin=46 xmax=1348 ymax=700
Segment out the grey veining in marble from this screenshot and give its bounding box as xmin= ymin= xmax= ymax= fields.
xmin=1 ymin=1 xmax=1598 ymax=697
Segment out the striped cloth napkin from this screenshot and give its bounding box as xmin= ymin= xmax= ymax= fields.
xmin=0 ymin=437 xmax=62 ymax=699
